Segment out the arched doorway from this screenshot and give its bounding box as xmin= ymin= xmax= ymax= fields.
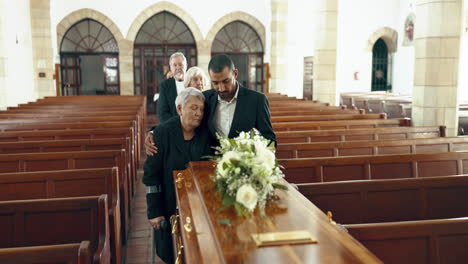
xmin=60 ymin=19 xmax=120 ymax=95
xmin=133 ymin=11 xmax=197 ymax=113
xmin=211 ymin=21 xmax=264 ymax=92
xmin=371 ymin=38 xmax=392 ymax=91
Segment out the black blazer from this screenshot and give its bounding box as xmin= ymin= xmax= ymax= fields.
xmin=142 ymin=116 xmax=212 ymax=219
xmin=203 ymin=86 xmax=276 ymax=145
xmin=157 ymin=77 xmax=178 ymax=123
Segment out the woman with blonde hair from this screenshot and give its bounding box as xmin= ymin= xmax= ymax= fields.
xmin=184 ymin=66 xmax=210 ymax=91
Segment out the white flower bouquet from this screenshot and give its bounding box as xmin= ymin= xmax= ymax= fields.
xmin=211 ymin=129 xmax=287 ymax=218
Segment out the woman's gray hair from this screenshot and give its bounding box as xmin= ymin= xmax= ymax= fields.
xmin=175 ymin=87 xmax=205 ymax=109
xmin=184 ymin=66 xmax=210 ymax=90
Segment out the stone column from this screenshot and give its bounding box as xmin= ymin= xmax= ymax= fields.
xmin=197 ymin=40 xmax=211 ymax=77
xmin=30 ymin=0 xmax=55 ymax=98
xmin=412 ymin=0 xmax=462 ymax=136
xmin=119 ymin=39 xmax=134 ymax=95
xmin=313 ymin=0 xmax=338 ymax=105
xmin=270 ymin=0 xmax=288 ymax=94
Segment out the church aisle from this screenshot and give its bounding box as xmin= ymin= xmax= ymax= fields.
xmin=124 ymin=161 xmax=164 ymax=264
xmin=125 ymin=114 xmax=163 ymax=264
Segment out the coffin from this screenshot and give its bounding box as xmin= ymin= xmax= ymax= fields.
xmin=171 ymin=161 xmax=381 ymax=263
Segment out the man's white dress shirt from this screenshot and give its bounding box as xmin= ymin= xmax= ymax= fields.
xmin=214 ymin=85 xmax=240 ymax=138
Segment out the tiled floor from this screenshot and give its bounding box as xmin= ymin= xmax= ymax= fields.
xmin=124 ymin=114 xmax=164 ymax=264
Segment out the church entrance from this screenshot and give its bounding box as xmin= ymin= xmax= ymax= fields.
xmin=59 ymin=19 xmax=120 ymax=95
xmin=133 ymin=11 xmax=197 ymax=113
xmin=371 ymin=38 xmax=392 ymax=92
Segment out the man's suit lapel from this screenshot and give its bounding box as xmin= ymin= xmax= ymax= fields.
xmin=228 ymin=87 xmax=245 ymax=138
xmin=208 ymin=92 xmax=218 ymax=137
xmin=168 ymin=79 xmax=177 ymax=115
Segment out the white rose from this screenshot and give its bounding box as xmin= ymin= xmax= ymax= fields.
xmin=255 ymin=146 xmax=276 ymax=169
xmin=217 ymin=161 xmax=229 ymax=177
xmin=222 ymin=151 xmax=241 ymax=164
xmin=236 ymin=184 xmax=258 ymax=211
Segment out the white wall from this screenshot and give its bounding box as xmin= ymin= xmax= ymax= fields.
xmin=457 ymin=2 xmax=468 ymax=103
xmin=0 ymin=0 xmax=36 ymax=109
xmin=50 ymin=0 xmax=272 ymax=63
xmin=336 ymin=0 xmax=413 ymax=96
xmin=286 ymin=0 xmax=316 ymax=98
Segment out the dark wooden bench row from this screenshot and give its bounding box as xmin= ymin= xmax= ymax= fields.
xmin=0 ymin=241 xmax=91 ymax=264
xmin=273 ymin=118 xmax=411 ymax=132
xmin=0 ymin=168 xmax=120 ymax=263
xmin=276 ymin=126 xmax=445 ymax=143
xmin=0 ymin=150 xmax=129 ymax=242
xmin=271 ymin=113 xmax=386 ymax=123
xmin=298 ymin=175 xmax=468 ymax=224
xmin=280 ymin=151 xmax=468 ymax=183
xmin=277 ymin=136 xmax=466 ymax=159
xmin=0 ymin=137 xmax=135 ymax=196
xmin=346 ymin=217 xmax=468 ymax=264
xmin=271 ymin=108 xmax=364 ymax=116
xmin=0 ymin=195 xmax=110 ymax=264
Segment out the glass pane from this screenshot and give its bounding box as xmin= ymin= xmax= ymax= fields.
xmin=212 ymin=21 xmax=263 ymax=53
xmin=135 ymin=11 xmax=195 ymax=44
xmin=61 ymin=38 xmax=76 ymax=52
xmin=135 ymin=69 xmax=141 ymax=84
xmin=106 ymin=86 xmax=119 ymax=95
xmin=134 ymin=57 xmax=140 ymax=67
xmin=61 ymin=19 xmax=118 ymax=53
xmin=67 ymin=70 xmax=74 ymax=83
xmin=134 ymin=48 xmax=140 ymax=56
xmin=105 ymin=68 xmax=118 ymax=83
xmin=67 ymin=57 xmax=75 ymax=66
xmin=106 ymin=57 xmax=118 ymax=67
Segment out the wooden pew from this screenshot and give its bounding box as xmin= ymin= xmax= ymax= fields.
xmin=0 ymin=127 xmax=137 ymax=176
xmin=346 ymin=217 xmax=468 ymax=264
xmin=0 ymin=241 xmax=91 ymax=264
xmin=0 ymin=150 xmax=130 ymax=240
xmin=271 ymin=109 xmax=364 ymax=116
xmin=0 ymin=195 xmax=110 ymax=264
xmin=0 ymin=138 xmax=136 ymax=198
xmin=0 ymin=168 xmax=121 ymax=263
xmin=298 ymin=175 xmax=468 ymax=224
xmin=280 ymin=151 xmax=468 ymax=183
xmin=271 ymin=105 xmax=345 ymax=111
xmin=271 ymin=113 xmax=386 ymax=123
xmin=273 ymin=118 xmax=411 ymax=132
xmin=0 ymin=121 xmax=141 ymax=163
xmin=276 ymin=126 xmax=446 ymax=143
xmin=276 ymin=136 xmax=467 ymax=159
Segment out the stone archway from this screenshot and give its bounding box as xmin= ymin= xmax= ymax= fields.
xmin=126 ymin=2 xmax=203 ymax=95
xmin=56 ymin=9 xmax=134 ymax=94
xmin=367 ymin=27 xmax=398 ymax=53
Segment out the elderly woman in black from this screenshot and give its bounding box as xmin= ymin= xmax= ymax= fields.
xmin=143 ymin=87 xmax=212 ymax=263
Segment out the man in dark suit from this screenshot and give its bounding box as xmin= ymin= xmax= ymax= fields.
xmin=145 ymin=54 xmax=276 ymax=155
xmin=203 ymin=54 xmax=276 ymax=145
xmin=157 ymin=52 xmax=187 ymax=123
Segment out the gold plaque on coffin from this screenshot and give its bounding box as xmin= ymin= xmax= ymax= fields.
xmin=252 ymin=231 xmax=317 ymax=247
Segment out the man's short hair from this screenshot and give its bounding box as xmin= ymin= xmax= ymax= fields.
xmin=208 ymin=54 xmax=236 ymax=73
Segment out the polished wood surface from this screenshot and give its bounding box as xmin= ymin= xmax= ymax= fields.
xmin=0 ymin=195 xmax=110 ymax=264
xmin=277 ymin=136 xmax=468 ymax=159
xmin=0 ymin=241 xmax=91 ymax=264
xmin=298 ymin=175 xmax=468 ymax=224
xmin=173 ymin=161 xmax=382 ymax=264
xmin=0 ymin=168 xmax=121 ymax=262
xmin=273 ymin=118 xmax=410 ymax=132
xmin=281 ymin=151 xmax=468 ymax=183
xmin=346 ymin=217 xmax=468 ymax=264
xmin=276 ymin=126 xmax=445 ymax=143
xmin=271 ymin=113 xmax=386 ymax=123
